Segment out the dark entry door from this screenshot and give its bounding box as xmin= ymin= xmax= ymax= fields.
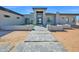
xmin=36 ymin=11 xmax=43 ymax=26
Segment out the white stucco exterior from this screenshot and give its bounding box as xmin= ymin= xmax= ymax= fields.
xmin=0 ymin=10 xmax=24 ymax=26
xmin=24 ymin=8 xmax=77 ymax=26
xmin=46 ymin=14 xmax=55 ymax=25
xmin=0 ymin=7 xmax=78 ymax=27
xmin=59 ymin=15 xmax=76 ymax=25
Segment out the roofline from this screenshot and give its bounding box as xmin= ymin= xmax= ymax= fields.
xmin=46 ymin=13 xmax=79 ymax=15
xmin=60 ymin=13 xmax=79 ymax=15
xmin=46 ymin=13 xmax=56 ymax=15
xmin=33 ymin=8 xmax=47 ymax=10
xmin=0 ymin=6 xmax=24 ymax=16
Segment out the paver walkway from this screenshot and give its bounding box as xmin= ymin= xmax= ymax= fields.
xmin=14 ymin=26 xmax=67 ymax=52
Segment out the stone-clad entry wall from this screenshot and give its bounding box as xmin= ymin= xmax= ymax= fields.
xmin=33 ymin=8 xmax=47 ymax=26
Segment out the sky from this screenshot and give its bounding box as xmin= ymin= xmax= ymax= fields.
xmin=3 ymin=6 xmax=79 ymax=14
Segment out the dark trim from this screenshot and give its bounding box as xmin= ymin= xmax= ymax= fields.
xmin=33 ymin=8 xmax=47 ymax=10
xmin=60 ymin=13 xmax=79 ymax=15
xmin=46 ymin=13 xmax=56 ymax=15
xmin=0 ymin=6 xmax=24 ymax=16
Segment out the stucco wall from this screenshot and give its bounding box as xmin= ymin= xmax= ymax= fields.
xmin=59 ymin=15 xmax=76 ymax=25
xmin=46 ymin=14 xmax=76 ymax=25
xmin=46 ymin=14 xmax=56 ymax=25
xmin=24 ymin=14 xmax=34 ymax=24
xmin=0 ymin=10 xmax=24 ymax=26
xmin=24 ymin=13 xmax=76 ymax=25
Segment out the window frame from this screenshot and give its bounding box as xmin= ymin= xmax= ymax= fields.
xmin=4 ymin=15 xmax=10 ymax=18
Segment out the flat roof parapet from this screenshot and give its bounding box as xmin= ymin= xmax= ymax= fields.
xmin=33 ymin=8 xmax=47 ymax=10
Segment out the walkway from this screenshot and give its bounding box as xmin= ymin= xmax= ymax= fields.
xmin=14 ymin=26 xmax=66 ymax=52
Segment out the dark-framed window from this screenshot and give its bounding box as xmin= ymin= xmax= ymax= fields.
xmin=4 ymin=15 xmax=10 ymax=18
xmin=47 ymin=17 xmax=51 ymax=24
xmin=62 ymin=17 xmax=65 ymax=19
xmin=17 ymin=17 xmax=20 ymax=19
xmin=25 ymin=18 xmax=30 ymax=24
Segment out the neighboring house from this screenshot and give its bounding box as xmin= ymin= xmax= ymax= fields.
xmin=0 ymin=7 xmax=79 ymax=27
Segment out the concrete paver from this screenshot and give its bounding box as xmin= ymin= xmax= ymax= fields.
xmin=15 ymin=26 xmax=66 ymax=52
xmin=15 ymin=42 xmax=66 ymax=52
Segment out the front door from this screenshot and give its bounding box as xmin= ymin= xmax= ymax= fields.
xmin=36 ymin=11 xmax=43 ymax=26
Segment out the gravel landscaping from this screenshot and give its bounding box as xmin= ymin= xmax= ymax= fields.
xmin=52 ymin=28 xmax=79 ymax=52
xmin=0 ymin=31 xmax=29 ymax=52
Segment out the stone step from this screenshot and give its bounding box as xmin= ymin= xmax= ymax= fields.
xmin=25 ymin=31 xmax=57 ymax=42
xmin=34 ymin=26 xmax=48 ymax=31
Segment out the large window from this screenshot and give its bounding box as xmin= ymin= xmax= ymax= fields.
xmin=25 ymin=18 xmax=30 ymax=24
xmin=61 ymin=17 xmax=69 ymax=24
xmin=65 ymin=17 xmax=69 ymax=23
xmin=62 ymin=17 xmax=65 ymax=19
xmin=47 ymin=17 xmax=51 ymax=24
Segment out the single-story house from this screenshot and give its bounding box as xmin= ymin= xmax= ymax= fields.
xmin=0 ymin=6 xmax=79 ymax=27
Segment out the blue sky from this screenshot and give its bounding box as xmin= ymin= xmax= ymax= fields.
xmin=3 ymin=6 xmax=79 ymax=14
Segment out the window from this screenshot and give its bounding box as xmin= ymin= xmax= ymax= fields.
xmin=65 ymin=18 xmax=68 ymax=21
xmin=72 ymin=18 xmax=75 ymax=23
xmin=65 ymin=18 xmax=69 ymax=23
xmin=37 ymin=15 xmax=42 ymax=17
xmin=25 ymin=18 xmax=30 ymax=24
xmin=4 ymin=15 xmax=10 ymax=18
xmin=62 ymin=17 xmax=65 ymax=19
xmin=47 ymin=17 xmax=50 ymax=21
xmin=17 ymin=17 xmax=20 ymax=19
xmin=47 ymin=17 xmax=51 ymax=24
xmin=38 ymin=18 xmax=42 ymax=23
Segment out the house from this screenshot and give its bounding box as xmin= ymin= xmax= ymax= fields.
xmin=24 ymin=8 xmax=79 ymax=26
xmin=0 ymin=6 xmax=79 ymax=27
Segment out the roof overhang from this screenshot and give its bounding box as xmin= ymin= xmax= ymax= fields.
xmin=46 ymin=13 xmax=79 ymax=16
xmin=0 ymin=6 xmax=24 ymax=16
